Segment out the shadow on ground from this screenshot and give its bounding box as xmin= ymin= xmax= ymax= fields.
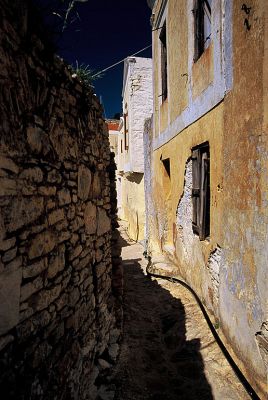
xmin=112 ymin=230 xmax=213 ymax=400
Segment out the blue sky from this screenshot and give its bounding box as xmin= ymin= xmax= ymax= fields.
xmin=52 ymin=0 xmax=152 ymax=118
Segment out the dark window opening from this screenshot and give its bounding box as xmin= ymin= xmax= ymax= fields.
xmin=194 ymin=0 xmax=212 ymax=61
xmin=192 ymin=142 xmax=210 ymax=240
xmin=120 ymin=139 xmax=123 ymax=153
xmin=160 ymin=22 xmax=168 ymax=101
xmin=123 ymin=112 xmax=129 ymax=150
xmin=162 ymin=158 xmax=171 ymax=178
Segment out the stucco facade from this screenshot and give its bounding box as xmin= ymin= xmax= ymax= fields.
xmin=145 ymin=0 xmax=268 ymax=396
xmin=118 ymin=57 xmax=153 ymax=241
xmin=107 ymin=119 xmax=120 ymax=157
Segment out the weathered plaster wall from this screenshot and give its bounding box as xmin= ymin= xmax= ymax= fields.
xmin=120 ymin=174 xmax=145 ymax=242
xmin=148 ymin=0 xmax=267 ymax=395
xmin=219 ymin=0 xmax=268 ymax=392
xmin=119 ymin=57 xmax=153 ymax=241
xmin=152 ymin=0 xmax=231 ymax=150
xmin=150 ymin=104 xmax=224 ymax=315
xmin=122 ymin=57 xmax=153 ymax=174
xmin=0 ymin=3 xmax=122 ymax=399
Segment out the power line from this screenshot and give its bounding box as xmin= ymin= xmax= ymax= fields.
xmin=91 ymin=44 xmax=152 ymax=78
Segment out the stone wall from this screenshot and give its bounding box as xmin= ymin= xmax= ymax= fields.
xmin=0 ymin=2 xmax=122 ymax=399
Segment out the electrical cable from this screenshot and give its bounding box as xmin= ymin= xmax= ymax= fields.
xmin=91 ymin=45 xmax=152 ymax=78
xmin=146 ymin=261 xmax=261 ymax=400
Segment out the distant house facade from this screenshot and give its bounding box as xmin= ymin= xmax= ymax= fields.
xmin=107 ymin=119 xmax=121 ymax=213
xmin=117 ymin=57 xmax=153 ymax=241
xmin=145 ymin=0 xmax=268 ymax=396
xmin=107 ymin=119 xmax=120 ymax=156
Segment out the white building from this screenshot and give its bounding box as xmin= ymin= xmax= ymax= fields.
xmin=117 ymin=57 xmax=153 ymax=241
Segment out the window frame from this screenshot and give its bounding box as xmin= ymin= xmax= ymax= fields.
xmin=159 ymin=21 xmax=168 ymax=101
xmin=193 ymin=0 xmax=212 ymax=62
xmin=123 ymin=112 xmax=129 ymax=151
xmin=191 ymin=142 xmax=210 ymax=240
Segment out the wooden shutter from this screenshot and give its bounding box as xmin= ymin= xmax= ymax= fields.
xmin=160 ymin=23 xmax=167 ymax=100
xmin=123 ymin=113 xmax=128 ymax=150
xmin=199 ymin=150 xmax=210 ymax=240
xmin=192 ymin=149 xmax=201 ymax=235
xmin=194 ymin=0 xmax=204 ymax=62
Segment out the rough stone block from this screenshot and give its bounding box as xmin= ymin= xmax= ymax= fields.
xmin=27 ymin=126 xmax=50 ymax=155
xmin=58 ymin=230 xmax=72 ymax=243
xmin=4 ymin=197 xmax=44 ymax=232
xmin=33 ymin=285 xmax=62 ymax=312
xmin=29 ymin=230 xmax=57 ymax=260
xmin=23 ymin=258 xmax=48 ymax=279
xmin=55 ymin=292 xmax=69 ymax=311
xmin=5 ymin=256 xmax=22 ymax=271
xmin=78 ymin=165 xmax=92 ymax=201
xmin=19 ymin=167 xmax=43 ymax=183
xmin=58 ymin=188 xmax=71 ymax=206
xmin=0 ymin=178 xmax=17 ymax=196
xmin=0 ymin=237 xmax=16 ymax=252
xmin=47 ymin=169 xmax=62 ymax=184
xmin=75 ymin=254 xmax=92 ymax=271
xmin=32 ymin=341 xmax=52 ymax=368
xmin=20 ymin=276 xmax=43 ymax=302
xmin=97 ymin=209 xmax=111 ymax=236
xmin=0 ymin=266 xmax=22 ymax=335
xmin=48 ymin=209 xmax=65 ymax=226
xmin=98 ymin=358 xmax=111 ymax=370
xmin=69 ymin=286 xmax=80 ymax=307
xmin=0 ymin=156 xmax=19 ymax=174
xmin=95 ymin=263 xmax=106 ymax=278
xmin=84 ymin=202 xmax=97 ymax=235
xmin=92 ymin=173 xmax=102 ymax=198
xmin=71 ymin=216 xmax=84 ymax=232
xmin=38 ymin=186 xmax=57 ymax=196
xmin=0 ymin=334 xmax=14 ymax=352
xmin=47 ymin=244 xmax=65 ymax=279
xmin=69 ymin=244 xmax=82 ymax=261
xmin=2 ymin=246 xmax=17 ymax=263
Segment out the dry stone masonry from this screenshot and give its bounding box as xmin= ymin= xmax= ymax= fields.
xmin=0 ymin=2 xmax=122 ymax=399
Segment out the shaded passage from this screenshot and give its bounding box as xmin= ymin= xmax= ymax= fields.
xmin=113 ymin=230 xmax=212 ymax=399
xmin=111 ymin=225 xmax=248 ymax=400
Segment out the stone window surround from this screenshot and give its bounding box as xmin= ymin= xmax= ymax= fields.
xmin=159 ymin=21 xmax=168 ymax=101
xmin=153 ymin=0 xmax=233 ymax=151
xmin=193 ymin=0 xmax=212 ymax=61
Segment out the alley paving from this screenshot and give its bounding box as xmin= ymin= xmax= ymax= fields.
xmin=110 ymin=223 xmax=250 ymax=400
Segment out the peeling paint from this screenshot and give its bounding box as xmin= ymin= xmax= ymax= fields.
xmin=255 ymin=322 xmax=268 ymax=368
xmin=206 ymin=246 xmax=222 ymax=307
xmin=175 ymin=158 xmax=196 ymax=262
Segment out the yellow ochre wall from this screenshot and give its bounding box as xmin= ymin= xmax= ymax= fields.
xmin=149 ymin=0 xmax=267 ymax=396
xmin=120 ymin=174 xmax=145 ymax=242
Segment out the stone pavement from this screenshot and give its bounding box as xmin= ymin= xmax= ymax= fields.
xmin=108 ymin=224 xmax=250 ymax=400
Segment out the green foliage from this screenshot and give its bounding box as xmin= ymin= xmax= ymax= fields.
xmin=35 ymin=0 xmax=89 ymax=34
xmin=59 ymin=0 xmax=89 ymax=32
xmin=72 ymin=61 xmax=103 ymax=87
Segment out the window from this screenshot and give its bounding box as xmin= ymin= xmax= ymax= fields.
xmin=161 ymin=157 xmax=172 ymax=243
xmin=192 ymin=142 xmax=210 ymax=240
xmin=120 ymin=139 xmax=123 ymax=153
xmin=123 ymin=112 xmax=129 ymax=150
xmin=162 ymin=158 xmax=170 ymax=178
xmin=160 ymin=22 xmax=168 ymax=101
xmin=194 ymin=0 xmax=212 ymax=61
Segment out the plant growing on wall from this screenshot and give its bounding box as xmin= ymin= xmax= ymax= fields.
xmin=34 ymin=0 xmax=89 ymax=34
xmin=54 ymin=0 xmax=89 ymax=32
xmin=72 ymin=61 xmax=103 ymax=87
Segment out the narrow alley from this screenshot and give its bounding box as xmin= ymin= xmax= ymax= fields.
xmin=111 ymin=223 xmax=249 ymax=400
xmin=0 ymin=1 xmax=267 ymax=399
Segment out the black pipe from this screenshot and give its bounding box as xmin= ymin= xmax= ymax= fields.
xmin=146 ymin=263 xmax=261 ymax=400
